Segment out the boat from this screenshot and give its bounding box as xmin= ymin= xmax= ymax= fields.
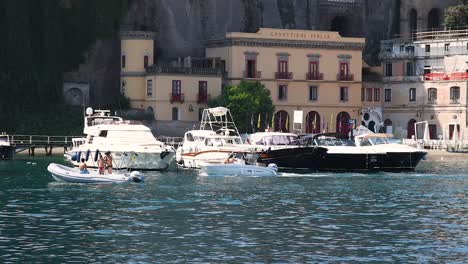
xmin=247 ymin=132 xmax=328 ymax=170
xmin=66 ymin=108 xmax=176 ymax=170
xmin=303 ymin=133 xmax=387 ymax=172
xmin=354 ymin=133 xmax=427 ymax=171
xmin=0 ymin=133 xmax=14 ymax=160
xmin=47 ymin=163 xmax=144 ymax=183
xmin=200 ymin=155 xmax=278 ymax=176
xmin=176 ymin=107 xmax=255 ymax=169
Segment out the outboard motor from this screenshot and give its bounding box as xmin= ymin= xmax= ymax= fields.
xmin=130 ymin=171 xmax=144 ymax=183
xmin=267 ymin=163 xmax=278 ymax=172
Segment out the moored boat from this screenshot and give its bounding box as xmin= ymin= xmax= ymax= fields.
xmin=354 ymin=133 xmax=427 ymax=171
xmin=0 ymin=133 xmax=14 ymax=160
xmin=47 ymin=163 xmax=144 ymax=183
xmin=176 ymin=107 xmax=254 ymax=169
xmin=303 ymin=133 xmax=387 ymax=172
xmin=66 ymin=108 xmax=175 ymax=171
xmin=247 ymin=132 xmax=328 ymax=170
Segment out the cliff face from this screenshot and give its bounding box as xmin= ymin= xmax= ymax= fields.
xmin=121 ymin=0 xmax=398 ymax=63
xmin=70 ymin=0 xmax=399 ymax=105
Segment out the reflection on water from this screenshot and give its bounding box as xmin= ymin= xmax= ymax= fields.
xmin=0 ymin=155 xmax=467 ymax=262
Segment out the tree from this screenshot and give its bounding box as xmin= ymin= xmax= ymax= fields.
xmin=209 ymin=81 xmax=274 ymax=133
xmin=444 ymin=4 xmax=468 ymax=29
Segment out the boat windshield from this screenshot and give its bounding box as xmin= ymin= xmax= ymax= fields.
xmin=204 ymin=137 xmax=241 ymax=147
xmin=367 ymin=137 xmax=402 ymax=145
xmin=256 ymin=135 xmax=297 ymax=145
xmin=315 ymin=137 xmax=355 ymax=146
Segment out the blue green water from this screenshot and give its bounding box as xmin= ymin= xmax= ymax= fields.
xmin=0 ymin=155 xmax=467 ymax=263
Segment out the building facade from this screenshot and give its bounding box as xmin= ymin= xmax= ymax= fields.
xmin=206 ymin=28 xmax=365 ymax=135
xmin=380 ymin=29 xmax=468 ymax=139
xmin=120 ymin=31 xmax=223 ymax=125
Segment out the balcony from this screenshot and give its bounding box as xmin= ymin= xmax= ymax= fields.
xmin=275 ymin=72 xmax=293 ymax=80
xmin=170 ymin=93 xmax=185 ymax=104
xmin=243 ymin=71 xmax=262 ymax=79
xmin=197 ymin=93 xmax=210 ymax=104
xmin=337 ymin=74 xmax=354 ymax=81
xmin=306 ymin=72 xmax=323 ymax=81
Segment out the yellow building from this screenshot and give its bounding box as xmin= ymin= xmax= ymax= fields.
xmin=120 ymin=31 xmax=223 ymax=123
xmin=206 ymin=28 xmax=365 ymax=134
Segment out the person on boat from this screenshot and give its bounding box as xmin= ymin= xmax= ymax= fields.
xmin=104 ymin=151 xmax=113 ymax=174
xmin=224 ymin=153 xmax=236 ymax=164
xmin=97 ymin=153 xmax=105 ymax=175
xmin=78 ymin=158 xmax=89 ymax=174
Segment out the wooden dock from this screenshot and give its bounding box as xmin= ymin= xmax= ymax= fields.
xmin=9 ymin=135 xmax=77 ymax=157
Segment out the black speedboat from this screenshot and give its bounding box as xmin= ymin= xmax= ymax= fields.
xmin=354 ymin=133 xmax=427 ymax=171
xmin=303 ymin=133 xmax=387 ymax=172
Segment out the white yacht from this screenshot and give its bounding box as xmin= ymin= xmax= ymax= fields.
xmin=0 ymin=133 xmax=14 ymax=160
xmin=66 ymin=108 xmax=175 ymax=170
xmin=354 ymin=133 xmax=427 ymax=171
xmin=176 ymin=107 xmax=253 ymax=169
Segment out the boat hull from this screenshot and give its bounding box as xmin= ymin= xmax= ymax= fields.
xmin=314 ymin=152 xmax=386 ymax=172
xmin=380 ymin=151 xmax=427 ymax=171
xmin=47 ymin=163 xmax=143 ymax=183
xmin=0 ymin=146 xmax=14 ymax=160
xmin=257 ymin=147 xmax=327 ymax=170
xmin=200 ymin=164 xmax=277 ymax=177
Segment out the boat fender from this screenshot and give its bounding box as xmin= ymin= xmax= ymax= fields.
xmin=130 ymin=171 xmax=144 ymax=183
xmin=94 ymin=149 xmax=100 ymax=162
xmin=71 ymin=152 xmax=78 ymax=161
xmin=267 ymin=163 xmax=278 ymax=172
xmin=85 ymin=149 xmax=91 ymax=161
xmin=77 ymin=151 xmax=81 ymax=162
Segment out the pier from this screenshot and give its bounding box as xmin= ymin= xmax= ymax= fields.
xmin=5 ymin=135 xmax=76 ymax=158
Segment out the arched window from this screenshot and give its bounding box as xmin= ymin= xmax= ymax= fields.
xmin=384 ymin=119 xmax=393 ymax=134
xmin=427 ymin=8 xmax=441 ymax=30
xmin=274 ymin=110 xmax=289 ymax=132
xmin=331 ymin=16 xmax=351 ymax=37
xmin=450 ymin=86 xmax=460 ymax=103
xmin=409 ymin=9 xmax=418 ymax=35
xmin=306 ymin=111 xmax=321 ymax=134
xmin=172 ymin=107 xmax=179 ymax=121
xmin=428 ymin=88 xmax=437 ymax=103
xmin=407 ymin=119 xmax=417 ymax=139
xmin=336 ymin=112 xmax=351 ymax=135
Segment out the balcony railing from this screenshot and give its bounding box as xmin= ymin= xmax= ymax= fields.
xmin=337 ymin=74 xmax=354 ymax=81
xmin=147 ymin=66 xmax=222 ymax=76
xmin=197 ymin=93 xmax=210 ymax=104
xmin=243 ymin=71 xmax=262 ymax=79
xmin=170 ymin=93 xmax=185 ymax=103
xmin=306 ymin=72 xmax=323 ymax=81
xmin=275 ymin=72 xmax=293 ymax=80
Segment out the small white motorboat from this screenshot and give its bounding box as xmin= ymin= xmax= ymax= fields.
xmin=47 ymin=163 xmax=144 ymax=183
xmin=200 ymin=162 xmax=278 ymax=177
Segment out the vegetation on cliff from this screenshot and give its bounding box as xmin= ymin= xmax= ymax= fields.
xmin=0 ymin=0 xmax=129 ymax=135
xmin=444 ymin=1 xmax=468 ymax=29
xmin=209 ymin=81 xmax=274 ymax=133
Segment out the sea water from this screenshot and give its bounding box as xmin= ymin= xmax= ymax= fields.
xmin=0 ymin=155 xmax=467 ymax=263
